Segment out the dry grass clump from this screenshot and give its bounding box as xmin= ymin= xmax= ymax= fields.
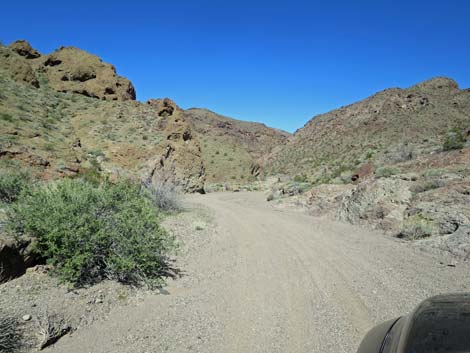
xmin=0 ymin=311 xmax=21 ymax=352
xmin=144 ymin=179 xmax=183 ymax=212
xmin=36 ymin=311 xmax=71 ymax=350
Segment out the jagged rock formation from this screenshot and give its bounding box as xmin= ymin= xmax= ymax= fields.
xmin=9 ymin=40 xmax=41 ymax=59
xmin=1 ymin=40 xmax=136 ymax=101
xmin=144 ymin=108 xmax=205 ymax=193
xmin=147 ymin=98 xmax=180 ymax=117
xmin=39 ymin=46 xmax=136 ymax=100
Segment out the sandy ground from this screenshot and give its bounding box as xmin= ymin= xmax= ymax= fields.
xmin=46 ymin=191 xmax=470 ymax=353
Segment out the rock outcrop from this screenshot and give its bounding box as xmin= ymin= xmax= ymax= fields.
xmin=337 ymin=177 xmax=414 ymax=234
xmin=147 ymin=98 xmax=180 ymax=117
xmin=144 ymin=109 xmax=206 ymax=193
xmin=1 ymin=41 xmax=136 ymax=101
xmin=9 ymin=40 xmax=41 ymax=59
xmin=0 ymin=46 xmax=39 ymax=87
xmin=39 ymin=46 xmax=136 ymax=101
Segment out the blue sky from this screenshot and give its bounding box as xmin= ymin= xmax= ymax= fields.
xmin=2 ymin=0 xmax=470 ymax=132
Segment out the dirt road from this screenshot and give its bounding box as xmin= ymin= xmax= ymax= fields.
xmin=48 ymin=192 xmax=470 ymax=353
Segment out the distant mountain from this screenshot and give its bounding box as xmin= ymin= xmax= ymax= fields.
xmin=183 ymin=108 xmax=289 ymax=183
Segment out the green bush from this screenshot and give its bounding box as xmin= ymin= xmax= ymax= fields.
xmin=443 ymin=128 xmax=466 ymax=151
xmin=398 ymin=216 xmax=434 ymax=240
xmin=7 ymin=179 xmax=175 ymax=288
xmin=0 ymin=113 xmax=15 ymax=123
xmin=0 ymin=170 xmax=31 ymax=203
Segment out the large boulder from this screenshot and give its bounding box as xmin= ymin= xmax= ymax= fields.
xmin=337 ymin=177 xmax=414 ymax=233
xmin=306 ymin=184 xmax=355 ymax=216
xmin=417 ymin=225 xmax=470 ymax=258
xmin=40 ymin=46 xmax=136 ymax=101
xmin=404 ymin=180 xmax=470 ymax=237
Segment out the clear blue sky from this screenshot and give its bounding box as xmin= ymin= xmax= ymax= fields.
xmin=2 ymin=1 xmax=470 ymax=132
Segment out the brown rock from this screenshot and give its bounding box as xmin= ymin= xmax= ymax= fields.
xmin=40 ymin=46 xmax=136 ymax=101
xmin=0 ymin=49 xmax=40 ymax=87
xmin=351 ymin=163 xmax=374 ymax=183
xmin=9 ymin=40 xmax=41 ymax=59
xmin=144 ymin=112 xmax=205 ymax=193
xmin=147 ymin=98 xmax=180 ymax=117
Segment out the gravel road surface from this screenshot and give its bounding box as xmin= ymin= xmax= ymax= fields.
xmin=47 ymin=192 xmax=470 ymax=353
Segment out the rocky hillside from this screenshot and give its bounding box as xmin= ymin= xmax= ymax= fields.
xmin=266 ymin=77 xmax=470 ymax=258
xmin=0 ymin=40 xmax=287 ymax=192
xmin=264 ymin=77 xmax=470 ymax=183
xmin=184 ymin=108 xmax=289 ymax=183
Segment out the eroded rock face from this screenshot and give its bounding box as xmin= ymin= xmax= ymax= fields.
xmin=40 ymin=47 xmax=136 ymax=101
xmin=306 ymin=184 xmax=355 ymax=216
xmin=9 ymin=40 xmax=41 ymax=59
xmin=337 ymin=177 xmax=414 ymax=234
xmin=405 ymin=181 xmax=470 ymax=236
xmin=144 ymin=112 xmax=205 ymax=193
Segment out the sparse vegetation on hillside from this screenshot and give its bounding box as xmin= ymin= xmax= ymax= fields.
xmin=265 ymin=77 xmax=470 ymax=178
xmin=375 ymin=166 xmax=400 ymax=178
xmin=443 ymin=128 xmax=466 ymax=151
xmin=7 ymin=179 xmax=176 ymax=288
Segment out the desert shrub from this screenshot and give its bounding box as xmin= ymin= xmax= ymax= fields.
xmin=293 ymin=174 xmax=308 ymax=183
xmin=443 ymin=128 xmax=466 ymax=151
xmin=0 ymin=113 xmax=15 ymax=123
xmin=0 ymin=170 xmax=31 ymax=203
xmin=398 ymin=216 xmax=434 ymax=240
xmin=0 ymin=312 xmax=21 ymax=352
xmin=144 ymin=180 xmax=183 ymax=212
xmin=422 ymin=168 xmax=446 ymax=178
xmin=375 ymin=166 xmax=400 ymax=178
xmin=7 ymin=179 xmax=175 ymax=287
xmin=385 ymin=143 xmax=414 ymax=164
xmin=36 ymin=311 xmax=71 ymax=350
